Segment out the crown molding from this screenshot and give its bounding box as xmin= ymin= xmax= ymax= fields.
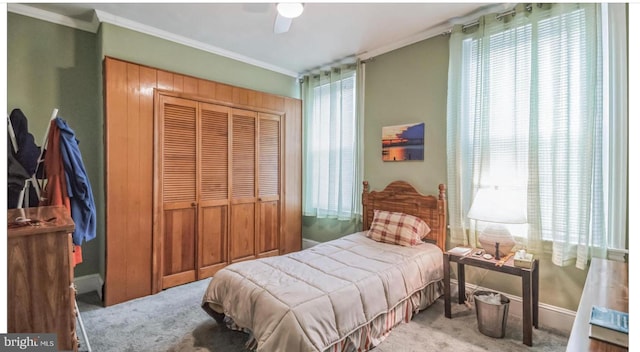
xmin=9 ymin=4 xmax=299 ymax=78
xmin=357 ymin=22 xmax=451 ymax=62
xmin=357 ymin=3 xmax=513 ymax=62
xmin=8 ymin=3 xmax=99 ymax=33
xmin=9 ymin=3 xmax=514 ymax=79
xmin=93 ymin=10 xmax=299 ymax=78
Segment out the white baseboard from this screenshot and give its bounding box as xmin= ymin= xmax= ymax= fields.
xmin=302 ymin=238 xmax=320 ymax=249
xmin=450 ymin=279 xmax=575 ymax=335
xmin=74 ymin=274 xmax=104 ymax=300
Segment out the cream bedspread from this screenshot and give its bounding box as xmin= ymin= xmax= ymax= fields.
xmin=201 ymin=232 xmax=444 ymax=352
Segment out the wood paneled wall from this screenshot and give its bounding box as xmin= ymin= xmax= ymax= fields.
xmin=282 ymin=97 xmax=303 ymax=254
xmin=104 ymin=57 xmax=302 ymax=306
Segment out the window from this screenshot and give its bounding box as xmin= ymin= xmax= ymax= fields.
xmin=447 ymin=4 xmax=627 ymax=268
xmin=302 ymin=66 xmax=359 ymax=220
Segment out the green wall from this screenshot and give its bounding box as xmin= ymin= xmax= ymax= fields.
xmin=302 ymin=217 xmax=360 ymax=243
xmin=364 ymin=36 xmax=449 ymax=197
xmin=302 ymin=37 xmax=450 ymax=243
xmin=361 ymin=33 xmax=587 ymax=311
xmin=7 ymin=12 xmax=301 ymax=280
xmin=303 ymin=35 xmax=449 ymax=242
xmin=7 ymin=13 xmax=102 ymax=278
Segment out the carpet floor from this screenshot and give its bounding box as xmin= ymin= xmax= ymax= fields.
xmin=77 ymin=278 xmax=568 ymax=351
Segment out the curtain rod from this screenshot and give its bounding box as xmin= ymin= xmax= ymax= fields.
xmin=299 ymin=55 xmax=358 ymax=77
xmin=441 ymin=4 xmax=539 ymax=36
xmin=461 ymin=7 xmax=517 ymax=32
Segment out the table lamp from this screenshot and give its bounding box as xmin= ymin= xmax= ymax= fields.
xmin=467 ymin=188 xmax=527 ymax=259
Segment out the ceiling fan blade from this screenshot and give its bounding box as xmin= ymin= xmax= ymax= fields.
xmin=274 ymin=13 xmax=292 ymax=34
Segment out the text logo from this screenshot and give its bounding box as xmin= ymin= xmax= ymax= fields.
xmin=1 ymin=334 xmax=57 ymax=351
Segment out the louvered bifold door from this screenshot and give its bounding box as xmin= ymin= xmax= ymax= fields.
xmin=257 ymin=113 xmax=282 ymax=258
xmin=197 ymin=103 xmax=230 ymax=278
xmin=158 ymin=96 xmax=197 ymax=289
xmin=229 ymin=109 xmax=257 ymax=262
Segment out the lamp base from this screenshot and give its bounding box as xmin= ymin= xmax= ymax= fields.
xmin=478 ymin=223 xmax=515 ymax=259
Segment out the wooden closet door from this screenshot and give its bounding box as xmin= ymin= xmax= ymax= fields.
xmin=257 ymin=113 xmax=281 ymax=258
xmin=107 ymin=57 xmax=302 ymax=305
xmin=229 ymin=109 xmax=257 ymax=262
xmin=198 ymin=103 xmax=230 ymax=278
xmin=157 ymin=95 xmax=197 ymax=289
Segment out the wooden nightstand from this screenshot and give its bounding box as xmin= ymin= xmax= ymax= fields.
xmin=443 ymin=250 xmax=540 ymax=346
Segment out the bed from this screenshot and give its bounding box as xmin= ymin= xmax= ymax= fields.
xmin=202 ymin=181 xmax=447 ymax=352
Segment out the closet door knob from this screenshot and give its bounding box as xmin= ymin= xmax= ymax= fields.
xmin=191 ymin=202 xmax=197 ymax=207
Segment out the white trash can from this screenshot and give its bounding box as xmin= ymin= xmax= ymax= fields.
xmin=473 ymin=290 xmax=510 ymax=338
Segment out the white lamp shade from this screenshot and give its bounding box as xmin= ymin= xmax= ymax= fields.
xmin=467 ymin=188 xmax=527 ymax=224
xmin=277 ymin=3 xmax=304 ymax=18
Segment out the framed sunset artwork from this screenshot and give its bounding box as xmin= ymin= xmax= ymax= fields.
xmin=381 ymin=122 xmax=425 ymax=161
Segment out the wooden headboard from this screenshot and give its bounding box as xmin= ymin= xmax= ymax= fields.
xmin=362 ymin=181 xmax=447 ymax=252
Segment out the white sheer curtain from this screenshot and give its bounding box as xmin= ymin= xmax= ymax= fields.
xmin=446 ymin=3 xmax=611 ymax=269
xmin=302 ymin=63 xmax=362 ymax=220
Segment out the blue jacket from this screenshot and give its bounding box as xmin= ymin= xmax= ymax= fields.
xmin=56 ymin=117 xmax=97 ymax=245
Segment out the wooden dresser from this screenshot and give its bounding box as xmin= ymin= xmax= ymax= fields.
xmin=7 ymin=206 xmax=78 ymax=351
xmin=567 ymin=258 xmax=629 ymax=351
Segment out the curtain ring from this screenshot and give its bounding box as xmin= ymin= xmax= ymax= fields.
xmin=496 ymin=9 xmax=516 ymax=21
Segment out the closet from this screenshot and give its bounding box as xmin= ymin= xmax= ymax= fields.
xmin=156 ymin=95 xmax=283 ymax=288
xmin=104 ymin=57 xmax=301 ymax=305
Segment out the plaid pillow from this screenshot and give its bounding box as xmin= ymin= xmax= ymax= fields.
xmin=367 ymin=210 xmax=431 ymax=247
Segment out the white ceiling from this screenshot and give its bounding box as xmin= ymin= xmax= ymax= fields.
xmin=10 ymin=2 xmax=512 ymax=77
